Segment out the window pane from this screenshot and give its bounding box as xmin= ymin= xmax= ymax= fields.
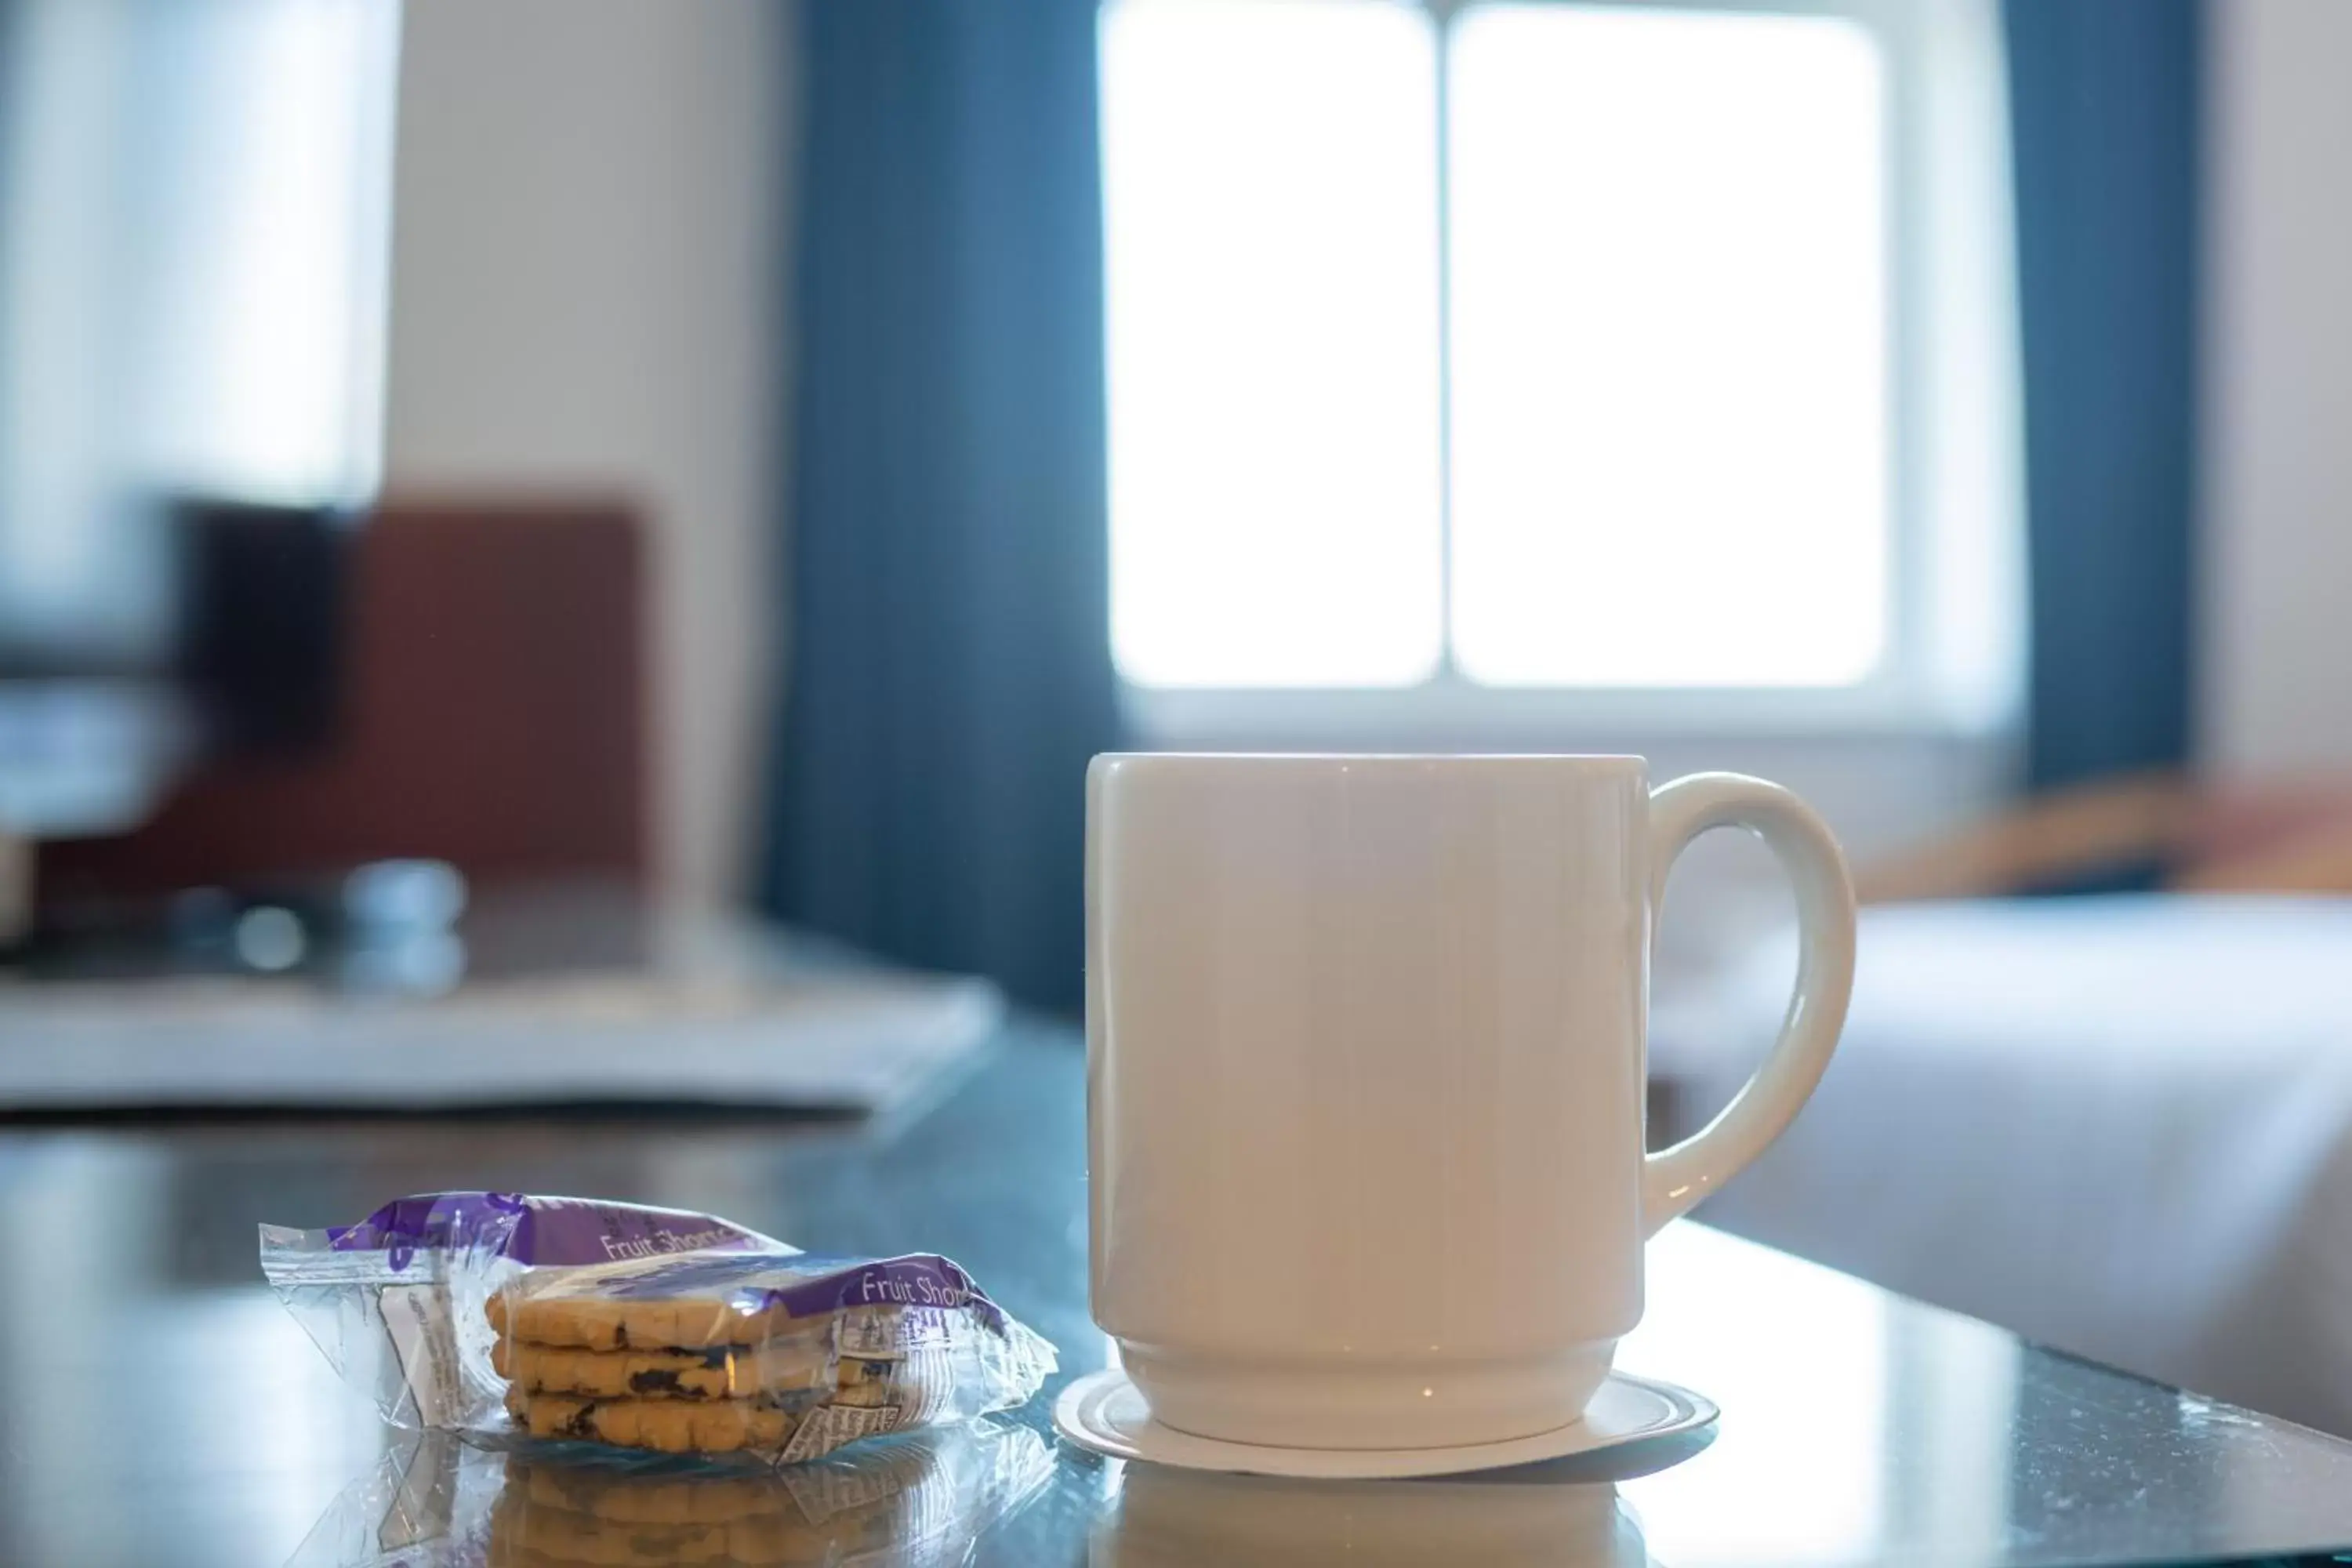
xmin=1102 ymin=0 xmax=1442 ymax=688
xmin=1448 ymin=5 xmax=1889 ymax=687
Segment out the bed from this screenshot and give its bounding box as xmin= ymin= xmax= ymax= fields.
xmin=1655 ymin=895 xmax=2352 ymax=1436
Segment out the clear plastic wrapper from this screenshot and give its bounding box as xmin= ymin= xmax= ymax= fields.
xmin=262 ymin=1192 xmax=1056 ymax=1466
xmin=289 ymin=1422 xmax=1055 ymax=1567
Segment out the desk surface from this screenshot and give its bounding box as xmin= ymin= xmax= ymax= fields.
xmin=4 ymin=1025 xmax=2351 ymax=1567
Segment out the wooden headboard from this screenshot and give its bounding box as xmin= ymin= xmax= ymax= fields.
xmin=38 ymin=497 xmax=651 ymax=902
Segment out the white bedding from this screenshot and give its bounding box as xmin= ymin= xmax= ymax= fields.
xmin=1653 ymin=895 xmax=2352 ymax=1435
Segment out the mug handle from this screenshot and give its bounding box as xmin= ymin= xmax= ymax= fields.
xmin=1642 ymin=772 xmax=1858 ymax=1237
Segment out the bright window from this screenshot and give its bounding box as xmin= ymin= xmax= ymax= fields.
xmin=1447 ymin=6 xmax=1886 ymax=687
xmin=1099 ymin=0 xmax=1443 ymax=688
xmin=1099 ymin=0 xmax=2020 ymax=727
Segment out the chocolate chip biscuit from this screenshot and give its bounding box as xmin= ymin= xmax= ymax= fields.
xmin=487 ymin=1291 xmax=789 ymax=1352
xmin=487 ymin=1272 xmax=907 ymax=1355
xmin=493 ymin=1338 xmax=835 ymax=1400
xmin=503 ymin=1385 xmax=808 ymax=1455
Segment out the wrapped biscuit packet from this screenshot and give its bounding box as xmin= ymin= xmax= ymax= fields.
xmin=263 ymin=1192 xmax=1056 ymax=1466
xmin=488 ymin=1248 xmax=1052 ymax=1463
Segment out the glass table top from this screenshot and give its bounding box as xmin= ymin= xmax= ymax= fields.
xmin=2 ymin=1024 xmax=2350 ymax=1567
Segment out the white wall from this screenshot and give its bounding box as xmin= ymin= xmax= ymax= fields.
xmin=2205 ymin=0 xmax=2352 ymax=775
xmin=381 ymin=0 xmax=793 ymax=908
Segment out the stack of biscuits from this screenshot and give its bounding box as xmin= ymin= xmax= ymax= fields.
xmin=489 ymin=1288 xmax=932 ymax=1458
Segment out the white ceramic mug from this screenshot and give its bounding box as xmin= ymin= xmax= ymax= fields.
xmin=1085 ymin=754 xmax=1856 ymax=1451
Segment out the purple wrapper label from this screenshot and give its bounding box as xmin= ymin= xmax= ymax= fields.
xmin=768 ymin=1254 xmax=1004 ymax=1333
xmin=586 ymin=1251 xmax=1008 ymax=1336
xmin=327 ymin=1192 xmax=782 ymax=1271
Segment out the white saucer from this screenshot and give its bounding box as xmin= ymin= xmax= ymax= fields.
xmin=1053 ymin=1367 xmax=1717 ymax=1480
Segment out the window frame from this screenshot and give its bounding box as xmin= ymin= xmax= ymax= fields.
xmin=1107 ymin=0 xmax=2024 ymax=746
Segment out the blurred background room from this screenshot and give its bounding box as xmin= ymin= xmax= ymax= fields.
xmin=5 ymin=0 xmax=2352 ymax=1443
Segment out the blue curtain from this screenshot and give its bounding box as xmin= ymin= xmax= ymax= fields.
xmin=2005 ymin=0 xmax=2203 ymax=789
xmin=760 ymin=0 xmax=1121 ymax=1013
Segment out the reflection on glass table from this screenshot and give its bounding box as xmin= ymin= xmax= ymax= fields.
xmin=292 ymin=1424 xmax=1054 ymax=1568
xmin=1624 ymin=1224 xmax=2352 ymax=1568
xmin=1098 ymin=1463 xmax=1650 ymax=1566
